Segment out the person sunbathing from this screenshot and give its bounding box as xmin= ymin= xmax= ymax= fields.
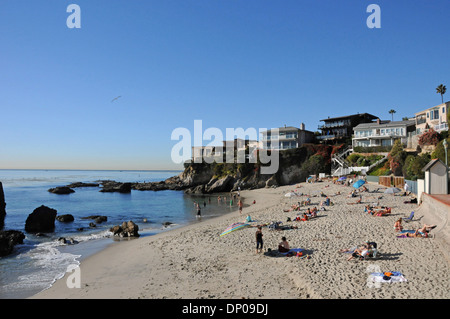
xmin=346 ymin=246 xmax=369 ymax=261
xmin=302 ymin=198 xmax=311 ymax=205
xmin=374 ymin=207 xmax=391 ymax=216
xmin=348 ymin=195 xmax=362 ymax=205
xmin=414 ymin=224 xmax=437 ymax=237
xmin=348 ymin=190 xmax=357 ymax=198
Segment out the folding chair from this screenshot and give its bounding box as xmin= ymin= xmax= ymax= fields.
xmin=404 ymin=211 xmax=414 ymax=222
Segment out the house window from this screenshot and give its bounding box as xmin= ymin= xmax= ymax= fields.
xmin=443 ymin=107 xmax=446 ymax=113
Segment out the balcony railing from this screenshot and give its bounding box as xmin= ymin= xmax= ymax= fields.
xmin=434 ymin=123 xmax=448 ymax=132
xmin=353 ymin=132 xmax=404 ymax=139
xmin=316 ymin=134 xmax=336 ymax=140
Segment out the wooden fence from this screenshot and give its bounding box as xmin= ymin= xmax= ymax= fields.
xmin=378 ymin=176 xmax=391 ymax=187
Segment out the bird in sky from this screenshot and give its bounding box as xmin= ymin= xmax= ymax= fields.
xmin=111 ymin=96 xmax=122 ymax=103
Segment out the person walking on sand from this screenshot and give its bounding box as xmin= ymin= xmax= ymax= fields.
xmin=238 ymin=199 xmax=243 ymax=214
xmin=255 ymin=226 xmax=263 ymax=253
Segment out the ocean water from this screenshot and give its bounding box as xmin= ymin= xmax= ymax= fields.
xmin=0 ymin=169 xmax=237 ymax=299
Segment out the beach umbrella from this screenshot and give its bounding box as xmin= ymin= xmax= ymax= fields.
xmin=219 ymin=222 xmax=250 ymax=237
xmin=384 ymin=187 xmax=401 ymax=194
xmin=338 ymin=176 xmax=347 ymax=181
xmin=353 ymin=180 xmax=366 ymax=188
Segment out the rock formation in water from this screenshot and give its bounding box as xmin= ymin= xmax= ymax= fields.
xmin=48 ymin=186 xmax=75 ymax=194
xmin=25 ymin=205 xmax=57 ymax=233
xmin=0 ymin=230 xmax=25 ymax=256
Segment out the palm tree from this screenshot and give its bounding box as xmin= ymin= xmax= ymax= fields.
xmin=436 ymin=84 xmax=447 ymax=104
xmin=389 ymin=109 xmax=396 ymax=121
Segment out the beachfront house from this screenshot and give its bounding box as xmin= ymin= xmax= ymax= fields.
xmin=352 ymin=119 xmax=416 ymax=149
xmin=260 ymin=123 xmax=315 ymax=150
xmin=415 ymin=102 xmax=450 ymax=134
xmin=191 ymin=146 xmax=223 ymax=163
xmin=318 ymin=113 xmax=378 ymax=144
xmin=192 ymin=138 xmax=259 ymax=163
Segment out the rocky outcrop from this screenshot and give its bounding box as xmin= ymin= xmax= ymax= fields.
xmin=66 ymin=182 xmax=99 ymax=188
xmin=25 ymin=205 xmax=57 ymax=233
xmin=0 ymin=230 xmax=25 ymax=256
xmin=81 ymin=215 xmax=107 ymax=224
xmin=100 ymin=182 xmax=132 ymax=193
xmin=110 ymin=221 xmax=140 ymax=237
xmin=48 ymin=187 xmax=75 ymax=194
xmin=95 ymin=145 xmax=336 ymax=195
xmin=0 ymin=182 xmax=6 ymax=230
xmin=56 ymin=214 xmax=75 ymax=222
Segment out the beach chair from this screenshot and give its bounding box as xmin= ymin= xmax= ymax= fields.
xmin=404 ymin=211 xmax=414 ymax=223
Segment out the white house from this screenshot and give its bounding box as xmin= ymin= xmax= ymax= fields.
xmin=352 ymin=119 xmax=416 ymax=148
xmin=260 ymin=123 xmax=315 ymax=150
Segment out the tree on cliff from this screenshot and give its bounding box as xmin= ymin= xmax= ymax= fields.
xmin=388 ymin=139 xmax=406 ymax=176
xmin=301 ymin=154 xmax=327 ymax=176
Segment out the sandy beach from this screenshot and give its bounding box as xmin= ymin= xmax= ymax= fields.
xmin=32 ymin=180 xmax=449 ymax=299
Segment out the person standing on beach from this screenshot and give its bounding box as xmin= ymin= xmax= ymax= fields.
xmin=196 ymin=203 xmax=201 ymax=218
xmin=238 ymin=199 xmax=243 ymax=214
xmin=255 ymin=226 xmax=263 ymax=253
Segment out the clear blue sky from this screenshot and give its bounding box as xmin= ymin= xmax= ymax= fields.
xmin=1 ymin=0 xmax=449 ymax=170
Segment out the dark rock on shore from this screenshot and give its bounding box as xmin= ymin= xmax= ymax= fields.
xmin=58 ymin=237 xmax=78 ymax=245
xmin=100 ymin=182 xmax=132 ymax=193
xmin=0 ymin=182 xmax=6 ymax=230
xmin=0 ymin=230 xmax=25 ymax=256
xmin=56 ymin=214 xmax=75 ymax=222
xmin=25 ymin=205 xmax=57 ymax=233
xmin=48 ymin=186 xmax=75 ymax=195
xmin=110 ymin=221 xmax=139 ymax=237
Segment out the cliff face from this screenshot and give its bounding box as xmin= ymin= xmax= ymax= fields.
xmin=133 ymin=144 xmax=339 ymax=194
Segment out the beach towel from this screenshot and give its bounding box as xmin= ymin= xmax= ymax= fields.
xmin=368 ymin=272 xmax=407 ymax=283
xmin=279 ymin=248 xmax=304 ymax=256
